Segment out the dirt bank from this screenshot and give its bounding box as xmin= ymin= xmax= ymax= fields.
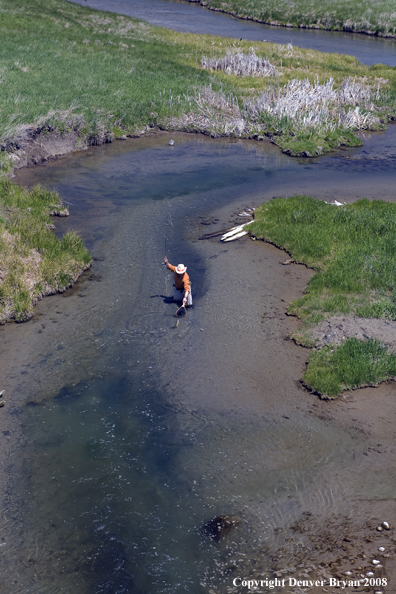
xmin=303 ymin=315 xmax=396 ymax=352
xmin=2 ymin=124 xmax=113 ymax=171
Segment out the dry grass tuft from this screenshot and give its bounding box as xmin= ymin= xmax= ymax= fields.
xmin=201 ymin=49 xmax=276 ymax=77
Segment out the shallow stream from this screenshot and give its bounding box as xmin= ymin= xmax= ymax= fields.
xmin=0 ymin=129 xmax=395 ymax=592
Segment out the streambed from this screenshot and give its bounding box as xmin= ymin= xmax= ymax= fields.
xmin=0 ymin=131 xmax=395 ymax=592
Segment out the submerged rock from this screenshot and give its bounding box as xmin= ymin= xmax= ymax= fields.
xmin=202 ymin=515 xmax=241 ymax=542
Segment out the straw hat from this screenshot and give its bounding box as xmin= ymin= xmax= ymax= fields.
xmin=176 ymin=264 xmax=187 ymax=274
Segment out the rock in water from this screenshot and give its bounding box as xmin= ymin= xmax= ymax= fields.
xmin=202 ymin=515 xmax=241 ymax=542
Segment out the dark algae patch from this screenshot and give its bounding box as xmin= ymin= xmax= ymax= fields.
xmin=250 ymin=196 xmax=396 ymax=397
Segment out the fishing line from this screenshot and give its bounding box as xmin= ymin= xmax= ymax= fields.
xmin=164 ymin=203 xmax=173 ymax=258
xmin=163 ymin=203 xmax=173 ymax=293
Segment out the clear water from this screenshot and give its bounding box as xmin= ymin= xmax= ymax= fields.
xmin=3 ymin=131 xmax=396 ymax=592
xmin=68 ymin=0 xmax=396 ymax=65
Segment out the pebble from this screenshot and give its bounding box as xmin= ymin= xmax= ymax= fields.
xmin=0 ymin=402 xmax=4 ymax=408
xmin=376 ymin=526 xmax=383 ymax=531
xmin=367 ymin=572 xmax=374 ymax=577
xmin=0 ymin=390 xmax=3 ymax=397
xmin=378 ymin=547 xmax=385 ymax=552
xmin=372 ymin=559 xmax=380 ymax=565
xmin=374 ymin=591 xmax=383 ymax=594
xmin=344 ymin=571 xmax=352 ymax=576
xmin=382 ymin=521 xmax=391 ymax=530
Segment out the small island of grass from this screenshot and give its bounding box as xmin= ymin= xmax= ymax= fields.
xmin=249 ymin=196 xmax=396 ymax=397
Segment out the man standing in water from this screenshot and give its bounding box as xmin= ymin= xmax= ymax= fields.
xmin=163 ymin=257 xmax=192 ymax=307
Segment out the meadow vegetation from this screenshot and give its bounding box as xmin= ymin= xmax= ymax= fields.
xmin=250 ymin=196 xmax=396 ymax=396
xmin=194 ymin=0 xmax=396 ymax=38
xmin=0 ymin=154 xmax=91 ymax=323
xmin=303 ymin=338 xmax=396 ymax=397
xmin=0 ymin=0 xmax=396 ymax=157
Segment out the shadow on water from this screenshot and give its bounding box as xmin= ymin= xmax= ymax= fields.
xmin=22 ymin=375 xmax=208 ymax=593
xmin=4 ymin=131 xmax=396 ymax=592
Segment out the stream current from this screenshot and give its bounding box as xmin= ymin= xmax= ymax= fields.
xmin=0 ymin=128 xmax=395 ymax=593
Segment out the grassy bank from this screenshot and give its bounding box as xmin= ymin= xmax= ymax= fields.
xmin=303 ymin=338 xmax=396 ymax=398
xmin=0 ymin=0 xmax=396 ymax=157
xmin=191 ymin=0 xmax=396 ymax=38
xmin=0 ymin=156 xmax=91 ymax=323
xmin=249 ymin=196 xmax=396 ymax=396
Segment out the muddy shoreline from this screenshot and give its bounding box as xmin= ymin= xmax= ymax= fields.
xmin=3 ymin=117 xmax=379 ymax=173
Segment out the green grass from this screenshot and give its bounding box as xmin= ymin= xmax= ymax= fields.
xmin=0 ymin=0 xmax=214 ymax=141
xmin=303 ymin=338 xmax=396 ymax=397
xmin=0 ymin=0 xmax=395 ymax=155
xmin=0 ymin=168 xmax=91 ymax=322
xmin=279 ymin=128 xmax=363 ymax=156
xmin=201 ymin=0 xmax=396 ymax=37
xmin=250 ymin=196 xmax=396 ymax=326
xmin=250 ymin=195 xmax=396 ymax=396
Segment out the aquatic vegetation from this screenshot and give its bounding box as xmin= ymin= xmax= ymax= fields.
xmin=0 ymin=175 xmax=91 ymax=323
xmin=196 ymin=0 xmax=396 ymax=38
xmin=250 ymin=196 xmax=396 ymax=396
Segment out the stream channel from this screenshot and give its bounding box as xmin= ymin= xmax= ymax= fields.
xmin=0 ymin=128 xmax=395 ymax=593
xmin=1 ymin=3 xmax=396 ymax=594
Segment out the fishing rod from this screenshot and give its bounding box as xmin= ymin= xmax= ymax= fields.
xmin=162 ymin=209 xmax=187 ymax=317
xmin=162 ymin=206 xmax=173 ymax=263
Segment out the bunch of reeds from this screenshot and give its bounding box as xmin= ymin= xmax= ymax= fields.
xmin=201 ymin=50 xmax=276 ymax=78
xmin=167 ymin=85 xmax=247 ymax=135
xmin=245 ymin=77 xmax=380 ymax=132
xmin=336 ymin=77 xmax=379 ymax=108
xmin=193 ymin=85 xmax=241 ymax=116
xmin=337 ymin=106 xmax=378 ymax=129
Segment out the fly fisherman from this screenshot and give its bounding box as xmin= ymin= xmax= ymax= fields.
xmin=163 ymin=257 xmax=192 ymax=307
